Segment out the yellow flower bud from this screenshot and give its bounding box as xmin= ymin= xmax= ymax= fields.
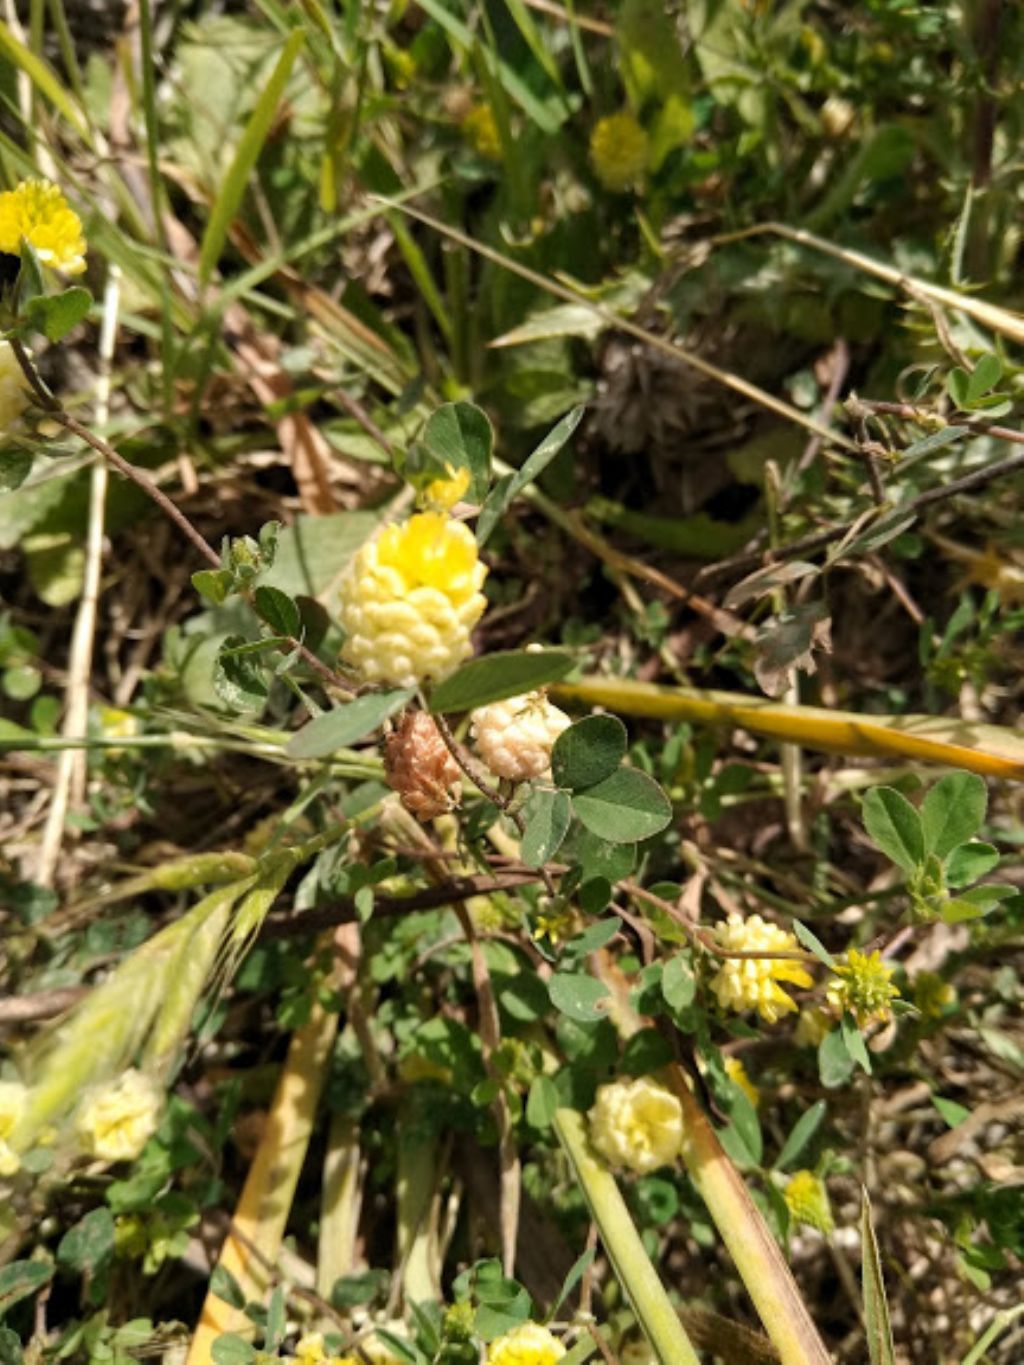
xmin=0 ymin=179 xmax=86 ymax=274
xmin=76 ymin=1069 xmax=163 ymax=1162
xmin=338 ymin=511 xmax=488 ymax=687
xmin=783 ymin=1169 xmax=834 ymax=1234
xmin=826 ymin=949 xmax=899 ymax=1028
xmin=589 ymin=113 xmax=649 ymax=192
xmin=423 ymin=462 xmax=471 ymax=511
xmin=486 ymin=1321 xmax=566 ymax=1365
xmin=588 ymin=1075 xmax=684 ymax=1174
xmin=723 ymin=1055 xmax=760 ymax=1108
xmin=709 ymin=915 xmax=814 ymax=1023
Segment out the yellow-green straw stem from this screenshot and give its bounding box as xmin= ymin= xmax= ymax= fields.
xmin=552 ymin=675 xmax=1024 ymax=781
xmin=667 ymin=1069 xmax=831 ymax=1365
xmin=186 ymin=929 xmax=346 ymax=1364
xmin=553 ymin=1109 xmax=700 ymax=1365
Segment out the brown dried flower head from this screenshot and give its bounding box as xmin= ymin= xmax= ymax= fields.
xmin=384 ymin=710 xmax=461 ymax=821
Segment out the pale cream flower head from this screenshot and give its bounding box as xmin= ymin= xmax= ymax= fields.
xmin=76 ymin=1069 xmax=163 ymax=1162
xmin=588 ymin=1075 xmax=684 ymax=1175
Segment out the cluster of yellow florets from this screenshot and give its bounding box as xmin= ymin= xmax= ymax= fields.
xmin=783 ymin=1170 xmax=834 ymax=1234
xmin=589 ymin=112 xmax=649 ymax=192
xmin=0 ymin=341 xmax=28 ymax=442
xmin=462 ymin=104 xmax=503 ymax=162
xmin=0 ymin=179 xmax=86 ymax=275
xmin=76 ymin=1069 xmax=163 ymax=1161
xmin=486 ymin=1321 xmax=565 ymax=1365
xmin=826 ymin=949 xmax=899 ymax=1028
xmin=293 ymin=1333 xmax=356 ymax=1365
xmin=588 ymin=1075 xmax=684 ymax=1174
xmin=338 ymin=511 xmax=488 ymax=687
xmin=0 ymin=1080 xmax=27 ymax=1177
xmin=709 ymin=915 xmax=814 ymax=1023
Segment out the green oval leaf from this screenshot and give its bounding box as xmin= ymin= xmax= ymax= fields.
xmin=25 ymin=285 xmax=92 ymax=341
xmin=520 ymin=787 xmax=572 ymax=867
xmin=416 ymin=401 xmax=493 ymax=504
xmin=775 ymin=1100 xmax=827 ymax=1172
xmin=0 ymin=1260 xmax=54 ymax=1315
xmin=861 ymin=786 xmax=924 ymax=874
xmin=551 ymin=714 xmax=626 ymax=791
xmin=526 ymin=1074 xmax=560 ymax=1129
xmin=57 ymin=1207 xmax=115 ymax=1274
xmin=429 ymin=649 xmax=574 ymax=713
xmin=548 ymin=972 xmax=610 ymax=1022
xmin=286 ymin=688 xmax=414 ymax=759
xmin=921 ymin=771 xmax=987 ymax=859
xmin=571 ymin=768 xmax=672 ymax=843
xmin=945 ymin=840 xmax=999 ymax=888
xmin=253 ymin=584 xmax=301 ymax=639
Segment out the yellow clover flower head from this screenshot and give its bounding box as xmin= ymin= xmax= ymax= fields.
xmin=783 ymin=1169 xmax=834 ymax=1234
xmin=0 ymin=1079 xmax=27 ymax=1177
xmin=292 ymin=1333 xmax=358 ymax=1365
xmin=423 ymin=461 xmax=471 ymax=511
xmin=912 ymin=970 xmax=956 ymax=1019
xmin=0 ymin=180 xmax=86 ymax=275
xmin=826 ymin=949 xmax=899 ymax=1028
xmin=0 ymin=340 xmax=28 ymax=443
xmin=462 ymin=104 xmax=503 ymax=162
xmin=724 ymin=1055 xmax=760 ymax=1108
xmin=76 ymin=1069 xmax=163 ymax=1162
xmin=486 ymin=1321 xmax=566 ymax=1365
xmin=709 ymin=914 xmax=814 ymax=1023
xmin=588 ymin=1075 xmax=684 ymax=1175
xmin=589 ymin=112 xmax=649 ymax=192
xmin=338 ymin=511 xmax=488 ymax=687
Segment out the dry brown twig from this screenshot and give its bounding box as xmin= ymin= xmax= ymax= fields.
xmin=10 ymin=338 xmax=356 ymax=699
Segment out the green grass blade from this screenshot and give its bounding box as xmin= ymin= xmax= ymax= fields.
xmin=414 ymin=0 xmax=565 ymax=134
xmin=861 ymin=1190 xmax=896 ymax=1365
xmin=0 ymin=19 xmax=89 ymax=138
xmin=198 ymin=27 xmax=305 ymax=285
